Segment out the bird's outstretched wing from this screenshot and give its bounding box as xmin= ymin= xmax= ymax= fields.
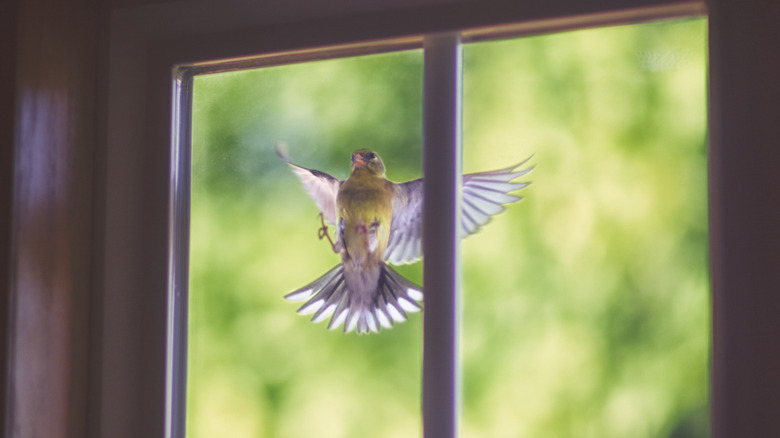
xmin=276 ymin=145 xmax=342 ymax=225
xmin=460 ymin=157 xmax=534 ymax=236
xmin=385 ymin=156 xmax=534 ymax=265
xmin=385 ymin=180 xmax=423 ymax=265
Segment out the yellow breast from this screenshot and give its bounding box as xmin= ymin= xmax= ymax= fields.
xmin=337 ymin=170 xmax=393 ymax=262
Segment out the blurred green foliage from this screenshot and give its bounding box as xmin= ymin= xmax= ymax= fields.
xmin=188 ymin=18 xmax=708 ymax=438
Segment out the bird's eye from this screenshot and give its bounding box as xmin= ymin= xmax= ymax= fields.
xmin=366 ymin=152 xmax=376 ymax=160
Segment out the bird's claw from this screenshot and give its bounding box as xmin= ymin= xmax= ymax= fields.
xmin=317 ymin=212 xmax=339 ymax=253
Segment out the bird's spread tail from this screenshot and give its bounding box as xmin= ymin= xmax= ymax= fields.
xmin=285 ymin=264 xmax=423 ymax=334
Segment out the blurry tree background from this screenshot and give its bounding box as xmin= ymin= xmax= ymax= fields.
xmin=188 ymin=18 xmax=708 ymax=438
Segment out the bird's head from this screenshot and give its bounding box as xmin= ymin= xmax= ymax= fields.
xmin=351 ymin=149 xmax=385 ymax=177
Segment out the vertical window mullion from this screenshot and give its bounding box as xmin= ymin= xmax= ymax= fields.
xmin=422 ymin=33 xmax=463 ymax=438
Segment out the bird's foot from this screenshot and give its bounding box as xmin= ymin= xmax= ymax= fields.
xmin=317 ymin=212 xmax=339 ymax=253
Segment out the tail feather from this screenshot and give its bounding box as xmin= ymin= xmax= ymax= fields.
xmin=284 ymin=265 xmax=342 ymax=302
xmin=327 ymin=284 xmax=351 ymax=330
xmin=383 ymin=268 xmax=423 ymax=313
xmin=285 ymin=264 xmax=423 ymax=334
xmin=310 ymin=274 xmax=347 ymax=323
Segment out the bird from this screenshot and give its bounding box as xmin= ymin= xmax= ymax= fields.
xmin=278 ymin=145 xmax=533 ymax=334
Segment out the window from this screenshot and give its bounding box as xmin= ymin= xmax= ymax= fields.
xmin=460 ymin=19 xmax=708 ymax=437
xmin=183 ymin=16 xmax=707 ymax=438
xmin=92 ymin=1 xmax=780 ymax=438
xmin=188 ymin=49 xmax=425 ymax=438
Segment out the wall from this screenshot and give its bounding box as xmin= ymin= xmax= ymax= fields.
xmin=2 ymin=0 xmax=97 ymax=437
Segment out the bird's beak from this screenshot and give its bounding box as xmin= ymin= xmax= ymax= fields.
xmin=352 ymin=154 xmax=366 ymax=167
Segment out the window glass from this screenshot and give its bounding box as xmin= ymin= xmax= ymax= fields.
xmin=189 ymin=50 xmax=424 ymax=438
xmin=188 ymin=17 xmax=709 ymax=438
xmin=461 ymin=18 xmax=709 ymax=438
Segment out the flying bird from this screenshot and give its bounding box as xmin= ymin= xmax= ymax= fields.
xmin=278 ymin=146 xmax=533 ymax=334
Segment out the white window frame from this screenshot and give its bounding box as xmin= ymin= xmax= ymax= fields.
xmin=95 ymin=1 xmax=779 ymax=437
